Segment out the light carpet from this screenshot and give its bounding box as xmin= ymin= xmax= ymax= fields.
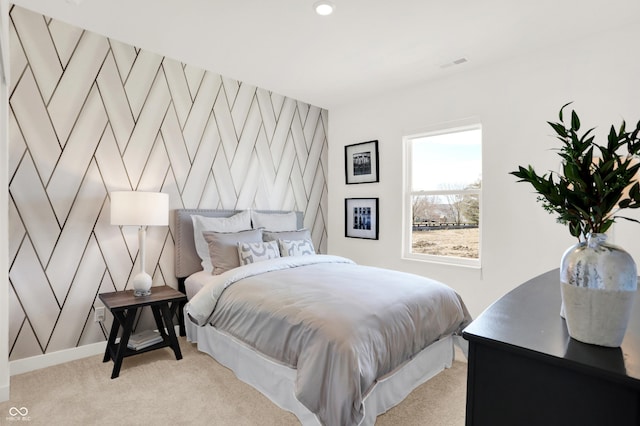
xmin=0 ymin=337 xmax=466 ymax=425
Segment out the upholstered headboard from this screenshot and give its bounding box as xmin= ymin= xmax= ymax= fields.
xmin=174 ymin=209 xmax=304 ymax=279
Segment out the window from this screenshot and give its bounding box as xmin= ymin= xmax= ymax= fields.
xmin=403 ymin=121 xmax=482 ymax=267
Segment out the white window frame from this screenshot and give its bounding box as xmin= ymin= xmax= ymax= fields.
xmin=402 ymin=119 xmax=482 ymax=268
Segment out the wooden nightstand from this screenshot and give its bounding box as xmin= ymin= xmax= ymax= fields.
xmin=99 ymin=285 xmax=187 ymax=379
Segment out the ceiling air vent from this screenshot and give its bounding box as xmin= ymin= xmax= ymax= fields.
xmin=439 ymin=57 xmax=469 ymax=69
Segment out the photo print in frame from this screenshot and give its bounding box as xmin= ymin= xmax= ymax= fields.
xmin=345 ymin=198 xmax=379 ymax=240
xmin=345 ymin=140 xmax=379 ymax=184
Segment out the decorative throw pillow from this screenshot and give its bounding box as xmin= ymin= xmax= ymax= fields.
xmin=203 ymin=228 xmax=263 ymax=275
xmin=263 ymin=228 xmax=311 ymax=243
xmin=237 ymin=240 xmax=280 ymax=266
xmin=192 ymin=211 xmax=251 ymax=272
xmin=278 ymin=239 xmax=316 ymax=257
xmin=250 ymin=210 xmax=298 ymax=232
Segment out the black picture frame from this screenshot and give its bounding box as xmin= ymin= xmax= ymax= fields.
xmin=345 ymin=198 xmax=379 ymax=240
xmin=345 ymin=140 xmax=379 ymax=184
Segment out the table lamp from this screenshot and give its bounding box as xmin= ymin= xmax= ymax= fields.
xmin=110 ymin=191 xmax=169 ymax=296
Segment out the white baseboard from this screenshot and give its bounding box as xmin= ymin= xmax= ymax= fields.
xmin=9 ymin=341 xmax=107 ymax=376
xmin=8 ymin=325 xmax=182 ymax=376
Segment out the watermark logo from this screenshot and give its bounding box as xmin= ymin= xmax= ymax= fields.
xmin=6 ymin=406 xmax=30 ymax=422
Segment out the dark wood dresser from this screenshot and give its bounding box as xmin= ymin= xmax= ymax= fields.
xmin=462 ymin=269 xmax=640 ymax=426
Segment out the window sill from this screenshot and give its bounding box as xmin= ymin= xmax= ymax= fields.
xmin=402 ymin=252 xmax=481 ymax=269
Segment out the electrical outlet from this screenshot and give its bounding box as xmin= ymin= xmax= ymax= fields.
xmin=95 ymin=306 xmax=105 ymax=322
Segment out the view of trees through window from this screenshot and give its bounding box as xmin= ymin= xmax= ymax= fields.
xmin=411 ymin=181 xmax=480 ymax=258
xmin=407 ymin=126 xmax=481 ymax=262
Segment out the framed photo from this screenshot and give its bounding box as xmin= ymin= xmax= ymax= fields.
xmin=345 ymin=140 xmax=379 ymax=184
xmin=345 ymin=198 xmax=379 ymax=240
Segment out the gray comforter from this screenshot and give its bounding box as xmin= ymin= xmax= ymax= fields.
xmin=186 ymin=255 xmax=471 ymax=426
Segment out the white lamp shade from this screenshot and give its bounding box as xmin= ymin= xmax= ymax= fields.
xmin=110 ymin=191 xmax=169 ymax=226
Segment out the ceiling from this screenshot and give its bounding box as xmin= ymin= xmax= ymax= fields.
xmin=9 ymin=0 xmax=640 ymax=109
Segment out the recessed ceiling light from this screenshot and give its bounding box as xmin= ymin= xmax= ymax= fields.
xmin=314 ymin=1 xmax=335 ymax=16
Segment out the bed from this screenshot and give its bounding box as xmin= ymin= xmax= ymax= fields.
xmin=175 ymin=209 xmax=471 ymax=426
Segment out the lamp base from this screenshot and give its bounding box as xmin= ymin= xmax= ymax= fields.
xmin=132 ymin=271 xmax=152 ymax=297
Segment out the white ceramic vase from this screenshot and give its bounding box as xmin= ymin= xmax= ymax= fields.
xmin=560 ymin=233 xmax=637 ymax=347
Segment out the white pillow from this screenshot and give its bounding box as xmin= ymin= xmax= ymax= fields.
xmin=251 ymin=210 xmax=297 ymax=232
xmin=238 ymin=241 xmax=280 ymax=266
xmin=278 ymin=239 xmax=316 ymax=257
xmin=192 ymin=211 xmax=251 ymax=272
xmin=203 ymin=228 xmax=263 ymax=275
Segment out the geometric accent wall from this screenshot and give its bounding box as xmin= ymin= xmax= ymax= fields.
xmin=7 ymin=6 xmax=328 ymax=361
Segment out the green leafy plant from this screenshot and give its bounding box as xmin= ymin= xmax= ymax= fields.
xmin=510 ymin=103 xmax=640 ymax=240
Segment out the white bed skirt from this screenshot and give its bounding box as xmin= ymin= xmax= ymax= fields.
xmin=185 ymin=311 xmax=467 ymax=425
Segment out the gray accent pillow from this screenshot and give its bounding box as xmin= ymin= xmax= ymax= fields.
xmin=278 ymin=239 xmax=316 ymax=257
xmin=203 ymin=228 xmax=263 ymax=275
xmin=263 ymin=228 xmax=311 ymax=243
xmin=238 ymin=240 xmax=280 ymax=266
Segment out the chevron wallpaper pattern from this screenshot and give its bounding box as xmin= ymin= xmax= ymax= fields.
xmin=7 ymin=6 xmax=328 ymax=360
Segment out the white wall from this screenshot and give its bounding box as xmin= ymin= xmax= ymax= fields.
xmin=328 ymin=23 xmax=640 ymax=318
